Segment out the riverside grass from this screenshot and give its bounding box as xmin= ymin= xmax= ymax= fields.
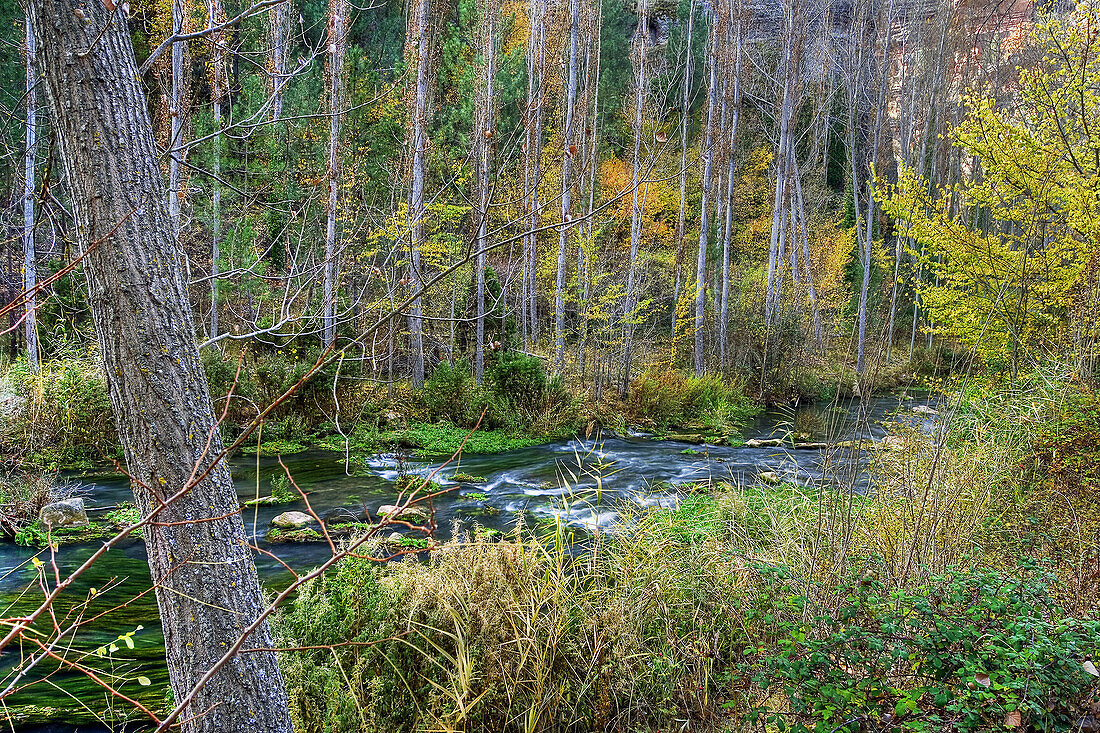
xmin=275 ymin=370 xmax=1100 ymax=733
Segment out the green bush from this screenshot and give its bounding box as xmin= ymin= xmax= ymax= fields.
xmin=8 ymin=356 xmax=118 ymax=467
xmin=422 ymin=358 xmax=479 ymax=425
xmin=482 ymin=351 xmax=576 ymax=434
xmin=486 ymin=351 xmax=546 ymax=408
xmin=749 ymin=561 xmax=1100 ymax=733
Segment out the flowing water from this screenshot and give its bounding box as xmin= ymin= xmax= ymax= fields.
xmin=1 ymin=393 xmax=938 ymax=732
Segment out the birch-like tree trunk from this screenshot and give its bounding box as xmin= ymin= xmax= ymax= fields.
xmin=29 ymin=2 xmax=292 ymax=728
xmin=693 ymin=10 xmax=719 ymax=376
xmin=270 ymin=0 xmax=289 ymax=124
xmin=523 ymin=0 xmax=546 ymax=348
xmin=474 ymin=0 xmax=498 ymax=383
xmin=23 ymin=13 xmax=37 ymax=373
xmin=554 ymin=0 xmax=580 ymax=371
xmin=622 ymin=0 xmax=648 ymax=393
xmin=323 ymin=0 xmax=348 ymax=348
xmin=168 ymin=0 xmax=186 ymax=236
xmin=577 ymin=0 xmax=601 ymax=375
xmin=766 ymin=0 xmax=796 ymax=326
xmin=718 ymin=0 xmax=741 ymax=371
xmin=671 ymin=0 xmax=695 ymax=343
xmin=408 ymin=0 xmax=431 ymax=386
xmin=207 ymin=0 xmax=226 ymax=340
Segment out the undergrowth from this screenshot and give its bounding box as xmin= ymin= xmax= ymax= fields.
xmin=276 ymin=370 xmax=1100 ymax=733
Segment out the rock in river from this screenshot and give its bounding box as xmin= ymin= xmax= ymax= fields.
xmin=271 ymin=511 xmax=313 ymax=529
xmin=757 ymin=471 xmax=781 ymax=484
xmin=39 ymin=498 xmax=88 ymax=529
xmin=377 ymin=504 xmax=429 ymax=521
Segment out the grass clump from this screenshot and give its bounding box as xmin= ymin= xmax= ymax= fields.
xmin=626 ymin=370 xmax=758 ymax=439
xmin=4 ymin=354 xmax=119 ymax=469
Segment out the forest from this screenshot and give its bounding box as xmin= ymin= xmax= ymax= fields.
xmin=0 ymin=0 xmax=1099 ymax=728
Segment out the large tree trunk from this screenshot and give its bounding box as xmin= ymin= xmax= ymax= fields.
xmin=23 ymin=13 xmax=37 ymax=373
xmin=29 ymin=3 xmax=292 ymax=730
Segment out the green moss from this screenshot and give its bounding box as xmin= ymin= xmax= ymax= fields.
xmin=265 ymin=527 xmax=323 ymax=543
xmin=396 ymin=422 xmax=552 ymax=457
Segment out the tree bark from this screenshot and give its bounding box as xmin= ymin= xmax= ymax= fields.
xmin=23 ymin=13 xmax=37 ymax=373
xmin=671 ymin=0 xmax=695 ymax=344
xmin=474 ymin=0 xmax=498 ymax=383
xmin=168 ymin=0 xmax=186 ymax=235
xmin=693 ymin=11 xmax=719 ymax=376
xmin=408 ymin=0 xmax=431 ymax=386
xmin=29 ymin=2 xmax=292 ymax=731
xmin=622 ymin=0 xmax=647 ymax=394
xmin=324 ymin=0 xmax=348 ymax=348
xmin=207 ymin=0 xmax=226 ymax=340
xmin=554 ymin=0 xmax=580 ymax=373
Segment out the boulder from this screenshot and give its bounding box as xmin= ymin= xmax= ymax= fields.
xmin=271 ymin=511 xmax=313 ymax=529
xmin=757 ymin=471 xmax=781 ymax=484
xmin=377 ymin=503 xmax=429 ymax=521
xmin=880 ymin=435 xmax=907 ymax=451
xmin=39 ymin=498 xmax=88 ymax=529
xmin=912 ymin=404 xmax=938 ymax=416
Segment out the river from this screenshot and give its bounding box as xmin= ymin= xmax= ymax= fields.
xmin=0 ymin=393 xmax=937 ymax=731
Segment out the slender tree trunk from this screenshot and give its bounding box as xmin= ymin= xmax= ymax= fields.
xmin=694 ymin=12 xmax=719 ymax=376
xmin=474 ymin=0 xmax=498 ymax=383
xmin=168 ymin=0 xmax=186 ymax=235
xmin=29 ymin=3 xmax=292 ymax=729
xmin=622 ymin=1 xmax=647 ymax=394
xmin=855 ymin=0 xmax=895 ymax=375
xmin=791 ymin=154 xmax=822 ymax=349
xmin=270 ymin=0 xmax=289 ymax=123
xmin=524 ymin=0 xmax=546 ymax=347
xmin=23 ymin=14 xmax=37 ymax=373
xmin=207 ymin=0 xmax=225 ymax=340
xmin=408 ymin=0 xmax=431 ymax=386
xmin=323 ymin=0 xmax=347 ymax=348
xmin=671 ymin=0 xmax=695 ymax=342
xmin=718 ymin=2 xmax=741 ymax=372
xmin=577 ymin=0 xmax=601 ymax=375
xmin=554 ymin=0 xmax=580 ymax=372
xmin=766 ymin=0 xmax=796 ymax=326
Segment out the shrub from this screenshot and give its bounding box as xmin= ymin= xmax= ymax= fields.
xmin=422 ymin=358 xmax=480 ymax=425
xmin=0 ymin=471 xmax=61 ymax=538
xmin=750 ymin=562 xmax=1100 ymax=733
xmin=484 ymin=351 xmax=576 ymax=434
xmin=8 ymin=356 xmax=118 ymax=466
